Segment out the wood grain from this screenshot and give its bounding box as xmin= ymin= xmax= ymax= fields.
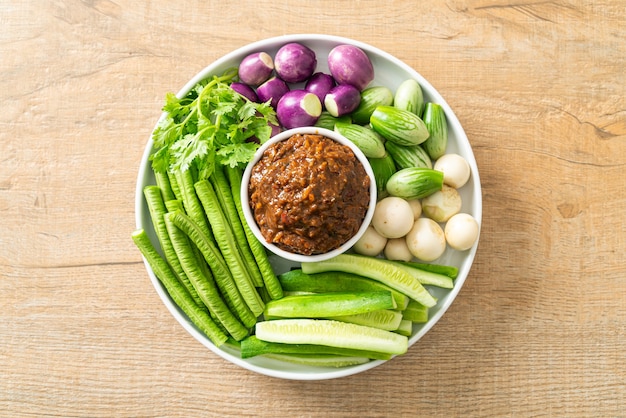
xmin=1 ymin=0 xmax=624 ymax=416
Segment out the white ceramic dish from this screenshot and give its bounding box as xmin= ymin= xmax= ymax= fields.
xmin=135 ymin=34 xmax=482 ymax=380
xmin=240 ymin=126 xmax=377 ymax=263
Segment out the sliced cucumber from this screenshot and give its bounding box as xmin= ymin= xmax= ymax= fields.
xmin=329 ymin=309 xmax=403 ymax=331
xmin=263 ymin=291 xmax=396 ymax=319
xmin=402 ymin=299 xmax=429 ymax=323
xmin=301 ymin=253 xmax=437 ymax=308
xmin=283 ymin=290 xmax=316 ymax=297
xmin=263 ymin=353 xmax=371 ymax=368
xmin=391 ymin=261 xmax=454 ymax=289
xmin=395 ymin=319 xmax=413 ymax=337
xmin=400 ymin=261 xmax=459 ymax=279
xmin=278 ymin=269 xmax=410 ymax=310
xmin=240 ymin=335 xmax=391 ymax=360
xmin=255 ymin=318 xmax=409 ymax=355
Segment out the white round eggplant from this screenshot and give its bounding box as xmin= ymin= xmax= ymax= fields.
xmin=421 ymin=185 xmax=462 ymax=223
xmin=407 ymin=198 xmax=422 ymax=220
xmin=444 ymin=213 xmax=479 ymax=251
xmin=405 ymin=217 xmax=446 ymax=261
xmin=384 ymin=238 xmax=413 ymax=262
xmin=353 ymin=226 xmax=388 ymax=256
xmin=433 ymin=153 xmax=471 ymax=189
xmin=371 ymin=196 xmax=414 ymax=239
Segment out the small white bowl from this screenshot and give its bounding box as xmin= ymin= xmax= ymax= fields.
xmin=240 ymin=126 xmax=377 ymax=263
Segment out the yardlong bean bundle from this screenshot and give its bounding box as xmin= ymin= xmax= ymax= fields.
xmin=168 ymin=210 xmax=257 ymax=328
xmin=195 ymin=179 xmax=265 ymax=317
xmin=131 ymin=229 xmax=228 ymax=347
xmin=225 ymin=165 xmax=283 ymax=301
xmin=143 ymin=185 xmax=203 ymax=307
xmin=164 ymin=213 xmax=249 ymax=341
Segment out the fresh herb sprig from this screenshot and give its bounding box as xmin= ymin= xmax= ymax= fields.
xmin=150 ymin=68 xmax=278 ymax=180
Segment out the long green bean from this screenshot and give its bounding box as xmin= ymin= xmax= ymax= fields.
xmin=225 ymin=166 xmax=283 ymax=300
xmin=131 ymin=229 xmax=228 ymax=347
xmin=167 ymin=170 xmax=182 ymax=202
xmin=143 ymin=185 xmax=203 ymax=307
xmin=155 ymin=171 xmax=176 ymax=202
xmin=164 ymin=213 xmax=249 ymax=341
xmin=168 ymin=210 xmax=257 ymax=328
xmin=163 ymin=196 xmax=215 ymax=307
xmin=194 ymin=179 xmax=265 ymax=317
xmin=174 ymin=169 xmax=215 ymax=243
xmin=164 ymin=199 xmax=184 ymax=213
xmin=170 ymin=172 xmax=223 ymax=292
xmin=210 ymin=167 xmax=263 ymax=287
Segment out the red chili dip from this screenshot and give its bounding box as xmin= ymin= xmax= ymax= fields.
xmin=248 ymin=133 xmax=371 ymax=255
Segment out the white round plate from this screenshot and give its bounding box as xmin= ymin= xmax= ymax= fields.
xmin=135 ymin=34 xmax=482 ymax=380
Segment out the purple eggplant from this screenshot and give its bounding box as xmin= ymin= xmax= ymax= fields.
xmin=274 ymin=42 xmax=317 ymax=83
xmin=256 ymin=77 xmax=290 ymax=109
xmin=238 ymin=52 xmax=274 ymax=86
xmin=327 ymin=45 xmax=374 ymax=91
xmin=324 ymin=84 xmax=361 ymax=117
xmin=305 ymin=72 xmax=336 ymax=106
xmin=230 ymin=82 xmax=258 ymax=102
xmin=276 ymin=89 xmax=322 ymax=129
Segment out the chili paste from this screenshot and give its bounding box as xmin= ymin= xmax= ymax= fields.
xmin=248 ymin=133 xmax=370 ymax=255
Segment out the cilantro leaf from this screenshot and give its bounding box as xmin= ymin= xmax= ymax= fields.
xmin=170 ymin=130 xmax=213 ymax=173
xmin=216 ymin=141 xmax=260 ymax=168
xmin=149 ymin=68 xmax=278 ymax=179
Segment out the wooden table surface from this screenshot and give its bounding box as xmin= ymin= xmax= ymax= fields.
xmin=2 ymin=1 xmax=624 ymax=416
